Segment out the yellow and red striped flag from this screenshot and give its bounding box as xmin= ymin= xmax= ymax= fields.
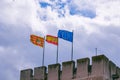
xmin=30 ymin=35 xmax=44 ymax=47
xmin=46 ymin=35 xmax=58 ymax=45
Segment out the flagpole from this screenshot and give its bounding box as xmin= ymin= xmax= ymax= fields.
xmin=56 ymin=38 xmax=59 ymax=63
xmin=95 ymin=48 xmax=97 ymax=56
xmin=71 ymin=30 xmax=74 ymax=61
xmin=42 ymin=36 xmax=45 ymax=66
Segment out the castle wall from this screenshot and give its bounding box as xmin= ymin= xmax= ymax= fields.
xmin=20 ymin=55 xmax=120 ymax=80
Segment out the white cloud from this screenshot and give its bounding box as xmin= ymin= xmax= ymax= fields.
xmin=93 ymin=0 xmax=120 ymax=26
xmin=0 ymin=46 xmax=5 ymax=52
xmin=1 ymin=0 xmax=120 ymax=34
xmin=34 ymin=0 xmax=120 ymax=35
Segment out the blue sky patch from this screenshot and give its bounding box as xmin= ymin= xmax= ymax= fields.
xmin=39 ymin=0 xmax=96 ymax=18
xmin=58 ymin=2 xmax=66 ymax=9
xmin=70 ymin=7 xmax=96 ymax=19
xmin=79 ymin=9 xmax=96 ymax=18
xmin=39 ymin=2 xmax=51 ymax=8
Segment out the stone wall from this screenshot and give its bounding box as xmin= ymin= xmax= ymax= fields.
xmin=20 ymin=55 xmax=120 ymax=80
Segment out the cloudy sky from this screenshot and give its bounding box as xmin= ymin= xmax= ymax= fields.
xmin=0 ymin=0 xmax=120 ymax=80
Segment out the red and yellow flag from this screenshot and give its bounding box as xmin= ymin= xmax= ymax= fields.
xmin=30 ymin=35 xmax=44 ymax=47
xmin=46 ymin=35 xmax=58 ymax=45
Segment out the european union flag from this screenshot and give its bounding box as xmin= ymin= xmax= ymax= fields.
xmin=58 ymin=30 xmax=73 ymax=42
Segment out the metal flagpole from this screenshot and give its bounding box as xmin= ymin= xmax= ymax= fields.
xmin=71 ymin=30 xmax=74 ymax=61
xmin=95 ymin=48 xmax=97 ymax=56
xmin=42 ymin=36 xmax=45 ymax=66
xmin=56 ymin=38 xmax=59 ymax=63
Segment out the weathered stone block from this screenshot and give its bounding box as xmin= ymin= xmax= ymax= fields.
xmin=20 ymin=69 xmax=33 ymax=80
xmin=91 ymin=54 xmax=109 ymax=79
xmin=61 ymin=61 xmax=75 ymax=80
xmin=76 ymin=58 xmax=90 ymax=78
xmin=48 ymin=63 xmax=60 ymax=80
xmin=34 ymin=66 xmax=47 ymax=80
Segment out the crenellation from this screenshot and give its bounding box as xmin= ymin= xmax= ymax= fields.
xmin=91 ymin=55 xmax=109 ymax=78
xmin=34 ymin=66 xmax=47 ymax=80
xmin=20 ymin=54 xmax=120 ymax=80
xmin=20 ymin=69 xmax=33 ymax=80
xmin=76 ymin=58 xmax=90 ymax=79
xmin=61 ymin=61 xmax=75 ymax=80
xmin=48 ymin=63 xmax=60 ymax=80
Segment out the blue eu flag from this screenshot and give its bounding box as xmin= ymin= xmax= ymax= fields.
xmin=58 ymin=30 xmax=73 ymax=42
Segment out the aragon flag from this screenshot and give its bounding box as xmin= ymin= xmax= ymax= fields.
xmin=30 ymin=35 xmax=44 ymax=47
xmin=58 ymin=30 xmax=73 ymax=42
xmin=46 ymin=35 xmax=58 ymax=45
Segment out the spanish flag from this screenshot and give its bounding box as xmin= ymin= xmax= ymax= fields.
xmin=46 ymin=35 xmax=58 ymax=45
xmin=30 ymin=35 xmax=44 ymax=47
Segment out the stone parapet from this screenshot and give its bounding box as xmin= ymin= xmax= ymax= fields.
xmin=20 ymin=54 xmax=120 ymax=80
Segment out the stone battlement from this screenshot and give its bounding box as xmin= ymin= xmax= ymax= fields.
xmin=20 ymin=55 xmax=120 ymax=80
